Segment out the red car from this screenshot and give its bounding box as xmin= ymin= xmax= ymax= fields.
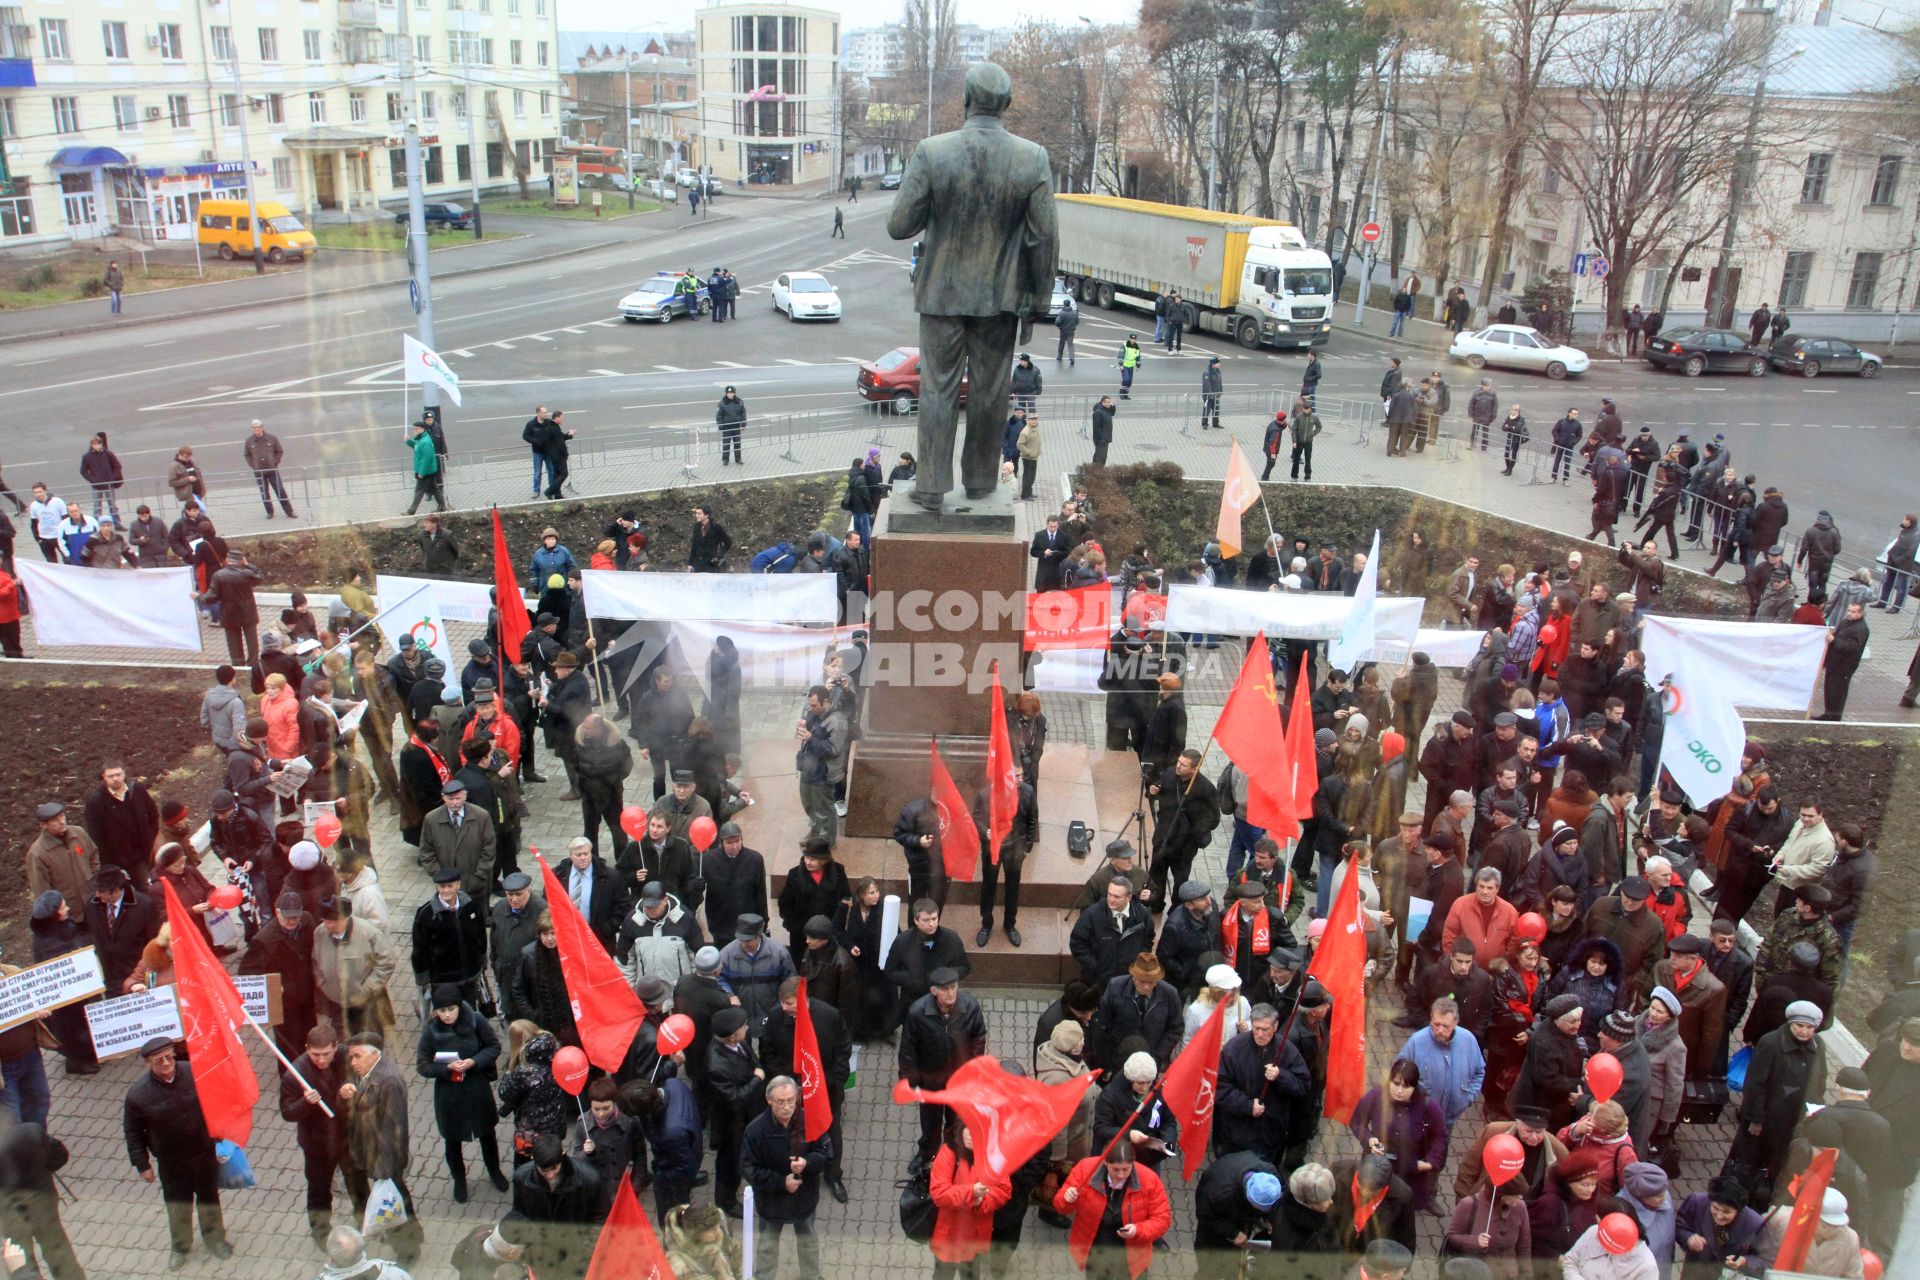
xmin=855 ymin=346 xmax=968 ymax=414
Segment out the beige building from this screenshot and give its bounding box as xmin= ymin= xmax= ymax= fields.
xmin=693 ymin=2 xmax=837 ymax=188
xmin=0 ymin=0 xmax=562 ymax=250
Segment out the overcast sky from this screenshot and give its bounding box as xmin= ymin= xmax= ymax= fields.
xmin=557 ymin=0 xmax=1136 ymax=35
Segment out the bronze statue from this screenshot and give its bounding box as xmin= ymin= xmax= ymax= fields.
xmin=887 ymin=62 xmax=1058 ymax=512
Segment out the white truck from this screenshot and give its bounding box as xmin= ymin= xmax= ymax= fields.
xmin=1054 ymin=194 xmax=1335 ymax=350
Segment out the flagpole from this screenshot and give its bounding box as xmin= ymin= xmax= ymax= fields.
xmin=241 ymin=1013 xmax=335 ymax=1117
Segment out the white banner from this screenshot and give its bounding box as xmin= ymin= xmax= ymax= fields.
xmin=1164 ymin=586 xmax=1424 ymax=658
xmin=376 ymin=574 xmax=498 ymax=626
xmin=581 ymin=569 xmax=839 ymax=626
xmin=0 ymin=949 xmax=104 ymax=1032
xmin=375 ymin=576 xmax=464 ymax=697
xmin=403 ymin=333 xmax=463 ymax=407
xmin=85 ymin=973 xmax=281 ymax=1060
xmin=1405 ymin=627 xmax=1486 ymax=670
xmin=1641 ymin=615 xmax=1828 ymax=805
xmin=1029 ymin=647 xmax=1105 ymax=695
xmin=665 ymin=619 xmax=848 ymax=691
xmin=15 ymin=561 xmax=202 ymax=651
xmin=1328 ymin=530 xmax=1382 ymax=672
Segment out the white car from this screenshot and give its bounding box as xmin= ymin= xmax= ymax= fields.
xmin=772 ymin=271 xmax=842 ymax=321
xmin=1048 ymin=277 xmax=1072 ymax=320
xmin=1450 ymin=324 xmax=1591 ymax=379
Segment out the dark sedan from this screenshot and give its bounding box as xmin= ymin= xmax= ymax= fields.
xmin=395 ymin=202 xmax=472 ymax=230
xmin=1641 ymin=327 xmax=1769 ymax=377
xmin=1767 ymin=334 xmax=1883 ymax=378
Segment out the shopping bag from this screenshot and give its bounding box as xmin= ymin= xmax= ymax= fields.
xmin=361 ymin=1177 xmax=408 ymax=1236
xmin=206 ymin=906 xmax=245 ymax=951
xmin=1726 ymin=1045 xmax=1751 ymax=1093
xmin=214 ymin=1140 xmax=256 ymax=1189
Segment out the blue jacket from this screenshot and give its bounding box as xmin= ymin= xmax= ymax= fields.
xmin=1394 ymin=1026 xmax=1486 ymax=1131
xmin=647 ymin=1076 xmax=704 ymax=1184
xmin=528 ymin=543 xmax=577 ymax=592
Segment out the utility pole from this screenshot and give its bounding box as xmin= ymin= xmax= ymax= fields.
xmin=461 ymin=45 xmax=483 ymax=236
xmin=624 ymin=50 xmax=635 ymax=210
xmin=228 ymin=54 xmax=265 ymax=273
xmin=396 ymin=0 xmax=439 ymax=418
xmin=1354 ymin=65 xmax=1393 ymax=324
xmin=1711 ymin=20 xmax=1801 ymax=328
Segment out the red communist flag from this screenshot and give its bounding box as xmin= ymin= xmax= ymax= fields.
xmin=793 ymin=977 xmax=832 ymax=1141
xmin=1024 ymin=582 xmax=1113 ymax=651
xmin=584 ymin=1170 xmax=678 ymax=1280
xmin=1212 ymin=633 xmax=1298 ymax=839
xmin=1285 ymin=662 xmax=1319 ymax=822
xmin=1160 ymin=995 xmax=1229 ymax=1181
xmin=893 ymin=1055 xmax=1096 ymax=1180
xmin=160 ymin=877 xmax=260 ymax=1146
xmin=538 ymin=856 xmax=645 ymax=1072
xmin=930 ymin=736 xmax=981 ymax=883
xmin=1774 ymin=1147 xmax=1840 ymax=1273
xmin=1307 ymin=856 xmax=1370 ymax=1124
xmin=986 ymin=662 xmax=1019 ymax=866
xmin=492 ymin=507 xmax=530 ymax=666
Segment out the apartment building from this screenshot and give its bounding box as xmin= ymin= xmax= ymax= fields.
xmin=694 ymin=2 xmax=836 ymax=187
xmin=840 ymin=22 xmax=1006 ymax=80
xmin=0 ymin=0 xmax=562 ymax=250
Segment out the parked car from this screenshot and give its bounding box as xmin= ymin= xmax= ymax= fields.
xmin=772 ymin=271 xmax=843 ymax=321
xmin=879 ymin=173 xmax=903 ymax=190
xmin=398 ymin=202 xmax=473 ymax=231
xmin=1642 ymin=328 xmax=1769 ymax=377
xmin=1048 ymin=277 xmax=1073 ymax=321
xmin=856 ymin=346 xmax=968 ymax=414
xmin=1767 ymin=334 xmax=1883 ymax=378
xmin=674 ymin=168 xmax=723 ymax=195
xmin=1448 ymin=324 xmax=1591 ymax=379
xmin=618 ymin=272 xmax=709 ymax=322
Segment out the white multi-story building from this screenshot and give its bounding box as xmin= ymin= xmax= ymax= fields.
xmin=0 ymin=0 xmax=562 ymax=249
xmin=839 ymin=21 xmax=1006 ymax=80
xmin=695 ymin=1 xmax=836 ymax=187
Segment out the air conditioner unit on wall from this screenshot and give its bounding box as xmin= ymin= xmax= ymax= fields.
xmin=145 ymin=105 xmax=162 ymax=119
xmin=201 ymin=149 xmax=216 ymax=162
xmin=146 ymin=32 xmax=161 ymax=47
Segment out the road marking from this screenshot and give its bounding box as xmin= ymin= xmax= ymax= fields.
xmin=256 ymin=324 xmax=282 ymax=331
xmin=589 ymin=368 xmax=623 ymax=377
xmin=654 ymin=364 xmax=687 ymax=372
xmin=490 ymin=284 xmax=511 ymax=291
xmin=777 ymin=358 xmax=812 ymax=366
xmin=591 ymin=318 xmax=621 ymax=327
xmin=834 ymin=356 xmax=868 ymax=364
xmin=1802 ymin=388 xmax=1838 ymax=394
xmin=447 ymin=349 xmax=473 ymax=358
xmin=527 ymin=334 xmax=554 ymax=342
xmin=341 ymin=309 xmax=367 ymax=317
xmin=561 ymin=327 xmax=587 ymax=335
xmin=493 ymin=342 xmax=516 ymax=350
xmin=16 ymin=358 xmax=50 ymax=367
xmin=712 ymin=360 xmax=749 ymax=368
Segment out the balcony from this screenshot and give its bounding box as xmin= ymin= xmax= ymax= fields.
xmin=0 ymin=22 xmax=33 ymax=87
xmin=338 ymin=2 xmax=379 ymax=31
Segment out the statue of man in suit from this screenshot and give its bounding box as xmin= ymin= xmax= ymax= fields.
xmin=887 ymin=62 xmax=1058 ymax=512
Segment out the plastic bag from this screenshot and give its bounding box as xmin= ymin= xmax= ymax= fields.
xmin=214 ymin=1140 xmax=256 ymax=1189
xmin=361 ymin=1177 xmax=408 ymax=1237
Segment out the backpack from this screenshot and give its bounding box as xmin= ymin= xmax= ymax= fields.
xmin=1216 ymin=764 xmax=1239 ymax=815
xmin=751 ymin=543 xmax=796 ymax=574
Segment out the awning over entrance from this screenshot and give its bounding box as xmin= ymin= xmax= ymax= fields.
xmin=50 ymin=146 xmax=130 ymax=168
xmin=281 ymin=126 xmax=389 ymax=150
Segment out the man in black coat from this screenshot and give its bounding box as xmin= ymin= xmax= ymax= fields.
xmin=1221 ymin=880 xmax=1298 ymax=993
xmin=898 ymin=968 xmax=987 ymax=1171
xmin=82 ymin=763 xmax=159 ymax=887
xmin=1090 ymin=954 xmax=1182 ymax=1072
xmin=1214 ymin=1007 xmax=1310 ymax=1164
xmin=489 ymin=872 xmax=544 ymax=996
xmin=556 ymin=837 xmax=625 ymax=953
xmin=742 ymin=1074 xmax=832 ymax=1280
xmin=1330 ymin=1154 xmax=1416 ymax=1256
xmin=1193 ymin=1151 xmax=1283 ymax=1280
xmin=411 ymin=866 xmax=488 ymax=1007
xmin=1284 ymin=982 xmax=1334 ymax=1170
xmin=1155 ymin=880 xmax=1220 ymax=995
xmin=1405 ymin=835 xmax=1463 ymax=986
xmin=892 ymin=797 xmax=950 ymax=910
xmin=1069 ymin=875 xmax=1156 ymax=987
xmin=0 ymin=1112 xmax=82 ymax=1280
xmin=1030 ymin=514 xmax=1069 ymax=591
xmin=776 ymin=839 xmax=852 ymax=954
xmin=123 ymin=1038 xmax=230 ymax=1266
xmin=1419 ymin=713 xmax=1479 ymax=828
xmin=883 ymin=900 xmax=971 ymax=1015
xmin=1794 ymin=1066 xmax=1894 ymax=1251
xmin=85 ymin=866 xmax=159 ymax=995
xmin=1706 ymin=918 xmax=1756 ymax=1073
xmin=699 ymin=821 xmax=767 ymax=942
xmin=1147 ymin=749 xmax=1220 ymax=907
xmin=241 ymin=891 xmax=318 ymax=1059
xmin=513 ymin=1135 xmax=603 ymax=1280
xmin=616 ymin=813 xmax=699 ymax=911
xmin=1402 ymin=938 xmax=1491 ymax=1031
xmin=1590 ymin=1011 xmax=1655 ymax=1154
xmin=277 ymin=1022 xmax=348 ymax=1245
xmin=757 ymin=976 xmax=853 ymax=1203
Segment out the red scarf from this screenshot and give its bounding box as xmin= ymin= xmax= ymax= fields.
xmin=1671 ymin=958 xmax=1701 ymax=993
xmin=410 ymin=735 xmax=451 ymax=784
xmin=1221 ymin=904 xmax=1270 ymax=959
xmin=1351 ymin=1174 xmax=1389 ymax=1233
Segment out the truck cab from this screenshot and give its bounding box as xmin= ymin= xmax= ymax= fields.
xmin=1238 ymin=226 xmax=1334 ymax=350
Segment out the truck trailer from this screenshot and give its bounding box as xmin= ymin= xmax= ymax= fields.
xmin=1054 ymin=194 xmax=1335 ymax=350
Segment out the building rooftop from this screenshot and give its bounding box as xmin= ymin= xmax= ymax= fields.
xmin=558 ymin=30 xmax=693 ymax=72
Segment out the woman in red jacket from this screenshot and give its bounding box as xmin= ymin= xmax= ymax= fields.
xmin=1051 ymin=1141 xmax=1173 ymax=1280
xmin=930 ymin=1118 xmax=1011 ymax=1280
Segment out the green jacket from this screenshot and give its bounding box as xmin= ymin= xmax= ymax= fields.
xmin=1756 ymin=911 xmax=1843 ymax=989
xmin=1290 ymin=410 xmax=1323 ymax=447
xmin=1119 ymin=344 xmax=1143 ymax=370
xmin=408 ymin=431 xmax=440 ymax=477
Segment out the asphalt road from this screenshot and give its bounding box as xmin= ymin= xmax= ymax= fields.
xmin=4 ymin=191 xmax=1916 ymax=541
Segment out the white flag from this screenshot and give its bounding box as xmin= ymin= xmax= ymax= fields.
xmin=1640 ymin=615 xmax=1828 ymax=804
xmin=1327 ymin=528 xmax=1382 ymax=673
xmin=402 ymin=333 xmax=463 ymax=407
xmin=385 ymin=584 xmax=462 ymax=700
xmin=15 ymin=561 xmax=202 ymax=651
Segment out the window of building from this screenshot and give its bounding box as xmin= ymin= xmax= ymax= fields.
xmin=477 ymin=0 xmax=490 ymax=12
xmin=539 ymin=90 xmax=550 ymax=115
xmin=387 ymin=91 xmax=402 ymax=121
xmin=157 ymin=24 xmax=184 ymax=60
xmin=487 ymin=141 xmax=504 ymax=177
xmin=451 ymin=89 xmax=465 ymax=117
xmin=1313 ymin=127 xmax=1326 ymax=174
xmin=265 ymin=93 xmax=284 ymax=124
xmin=1871 ymin=154 xmax=1902 ymax=207
xmin=382 ymin=33 xmax=401 ymax=62
xmin=1542 ymin=140 xmax=1563 ymax=194
xmin=303 ymin=28 xmax=322 ymax=60
xmin=480 ymin=37 xmax=493 ymax=63
xmin=1306 ymin=191 xmax=1321 ymax=234
xmin=415 ymin=34 xmax=429 ymax=64
xmin=258 ymin=27 xmax=279 ymax=60
xmin=534 ymin=0 xmax=545 ymax=16
xmin=424 ymin=145 xmax=443 ymax=183
xmin=509 ymin=39 xmax=521 ymax=64
xmin=210 ymin=25 xmax=235 ymax=61
xmin=38 ymin=18 xmax=68 ymax=60
xmin=456 ymin=143 xmax=471 ymax=179
xmin=390 ymin=149 xmax=406 ymax=186
xmin=508 ymin=0 xmax=520 ymax=15
xmin=167 ymin=94 xmax=190 ymax=128
xmin=273 ymin=156 xmax=294 ymax=188
xmin=308 ymin=91 xmax=326 ymax=123
xmin=1779 ymin=251 xmax=1813 ymax=309
xmin=418 ymin=90 xmax=434 ymax=119
xmin=1291 ymin=121 xmax=1305 ymax=163
xmin=0 ymin=98 xmax=12 ymax=141
xmin=1801 ymin=152 xmax=1832 ymax=204
xmin=101 ymin=21 xmax=128 ymax=59
xmin=536 ymin=40 xmax=548 ymax=67
xmin=350 ymin=91 xmax=367 ymax=122
xmin=51 ymin=96 xmax=79 ymax=133
xmin=218 ymin=93 xmax=239 ymax=127
xmin=0 ymin=178 xmax=32 ymax=238
xmin=1847 ymin=251 xmax=1883 ymax=309
xmin=513 ymin=89 xmax=525 ymax=116
xmin=112 ymin=95 xmax=138 ymax=132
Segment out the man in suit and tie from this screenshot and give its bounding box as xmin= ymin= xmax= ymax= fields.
xmin=887 ymin=63 xmax=1057 ymax=512
xmin=418 ymin=778 xmax=496 ymax=902
xmin=1031 ymin=514 xmax=1068 ymax=592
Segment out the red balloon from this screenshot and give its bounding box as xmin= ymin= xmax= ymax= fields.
xmin=657 ymin=1014 xmax=696 ymax=1055
xmin=1862 ymin=1250 xmax=1884 ymax=1280
xmin=1482 ymin=1133 xmax=1526 ymax=1184
xmin=208 ymin=884 xmax=244 ymax=911
xmin=689 ymin=816 xmax=718 ymax=850
xmin=1514 ymin=912 xmax=1547 ymax=944
xmin=1587 ymin=1051 xmax=1624 ymax=1104
xmin=1598 ymin=1212 xmax=1639 ymax=1256
xmin=552 ymin=1045 xmax=591 ymax=1096
xmin=619 ymin=805 xmax=650 ymax=841
xmin=312 ymin=813 xmax=342 ymax=849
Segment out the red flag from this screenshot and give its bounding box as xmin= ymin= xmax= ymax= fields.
xmin=1307 ymin=856 xmax=1369 ymax=1124
xmin=1213 ymin=634 xmax=1298 ymax=839
xmin=792 ymin=977 xmax=832 ymax=1142
xmin=1160 ymin=995 xmax=1228 ymax=1181
xmin=159 ymin=878 xmax=260 ymax=1146
xmin=893 ymin=1055 xmax=1096 ymax=1179
xmin=1024 ymin=583 xmax=1113 ymax=651
xmin=584 ymin=1169 xmax=678 ymax=1280
xmin=986 ymin=662 xmax=1018 ymax=866
xmin=930 ymin=737 xmax=981 ymax=883
xmin=492 ymin=507 xmax=530 ymax=665
xmin=1285 ymin=663 xmax=1318 ymax=822
xmin=1121 ymin=589 xmax=1168 ymax=633
xmin=538 ymin=857 xmax=645 ymax=1072
xmin=1215 ymin=440 xmax=1263 ymax=558
xmin=1773 ymin=1147 xmax=1840 ymax=1273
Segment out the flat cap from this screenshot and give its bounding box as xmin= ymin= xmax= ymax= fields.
xmin=501 ymin=872 xmax=532 ymax=892
xmin=1452 ymin=710 xmax=1475 ymax=727
xmin=140 ymin=1036 xmax=176 ymax=1058
xmin=634 ymin=976 xmax=670 ymax=1005
xmin=1666 ymin=933 xmax=1706 ymax=955
xmin=719 ymin=821 xmax=743 ymax=840
xmin=1233 ymin=880 xmax=1268 ymax=900
xmin=1836 ymin=1066 xmax=1870 ymax=1091
xmin=671 ymin=768 xmax=695 ymax=783
xmin=694 ymin=945 xmax=722 ymax=972
xmin=431 ymin=865 xmax=463 ymax=884
xmin=33 ymin=802 xmax=64 ymax=821
xmin=805 ymin=914 xmax=835 ymax=940
xmin=734 ymin=913 xmax=765 ymax=939
xmin=441 ymin=778 xmax=467 ymax=795
xmin=1619 ymin=876 xmax=1651 ymax=900
xmin=712 ymin=1008 xmax=748 ymax=1036
xmin=1177 ymin=880 xmax=1212 ymax=904
xmin=928 ymin=966 xmax=960 ymax=987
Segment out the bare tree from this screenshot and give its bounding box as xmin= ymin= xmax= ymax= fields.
xmin=1295 ymin=0 xmax=1392 ymax=263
